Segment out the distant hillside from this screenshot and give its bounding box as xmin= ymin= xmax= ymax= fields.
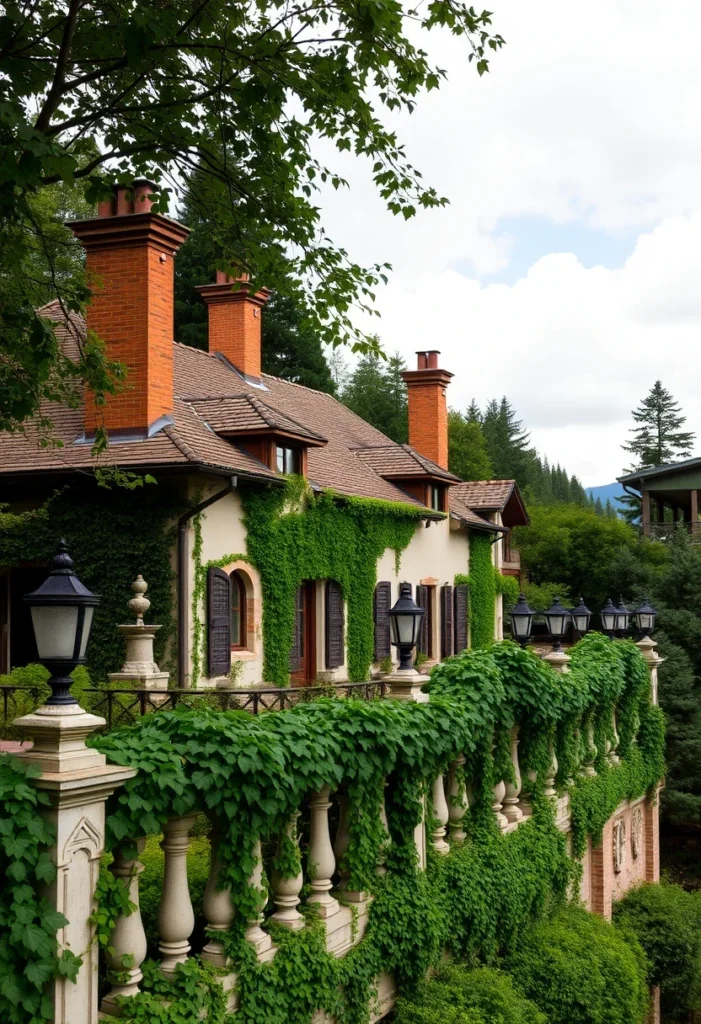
xmin=586 ymin=482 xmax=625 ymax=509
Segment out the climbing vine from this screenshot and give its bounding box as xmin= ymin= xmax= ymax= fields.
xmin=83 ymin=636 xmax=664 ymax=1023
xmin=467 ymin=533 xmax=498 ymax=649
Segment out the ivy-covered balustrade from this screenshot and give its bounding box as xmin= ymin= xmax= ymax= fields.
xmin=40 ymin=633 xmax=660 ymax=1024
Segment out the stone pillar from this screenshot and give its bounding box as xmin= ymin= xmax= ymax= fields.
xmin=446 ymin=755 xmax=468 ymax=843
xmin=243 ymin=838 xmax=275 ymax=957
xmin=430 ymin=775 xmax=450 ymax=854
xmin=637 ymin=636 xmax=663 ymax=706
xmin=158 ymin=814 xmax=197 ymax=974
xmin=503 ymin=725 xmax=524 ymax=824
xmin=108 ymin=576 xmax=169 ymax=689
xmin=270 ymin=812 xmax=305 ymax=928
xmin=14 ymin=706 xmax=135 ymax=1024
xmin=201 ymin=827 xmax=236 ymax=966
xmin=307 ymin=786 xmax=339 ymax=917
xmin=382 ymin=667 xmax=431 ymax=703
xmin=101 ymin=838 xmax=148 ymax=1014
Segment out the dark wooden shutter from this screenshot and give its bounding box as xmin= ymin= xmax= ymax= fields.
xmin=289 ymin=587 xmax=303 ymax=672
xmin=454 ymin=584 xmax=469 ymax=653
xmin=374 ymin=582 xmax=392 ymax=661
xmin=441 ymin=585 xmax=454 ymax=659
xmin=325 ymin=581 xmax=345 ymax=669
xmin=208 ymin=567 xmax=231 ymax=677
xmin=416 ymin=584 xmax=428 ymax=655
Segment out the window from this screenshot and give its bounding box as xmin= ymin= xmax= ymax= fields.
xmin=276 ymin=445 xmax=299 ymax=474
xmin=430 ymin=485 xmax=443 ymax=511
xmin=230 ymin=571 xmax=247 ymax=649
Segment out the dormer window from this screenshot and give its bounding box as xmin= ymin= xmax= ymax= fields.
xmin=276 ymin=444 xmax=300 ymax=475
xmin=430 ymin=485 xmax=444 ymax=511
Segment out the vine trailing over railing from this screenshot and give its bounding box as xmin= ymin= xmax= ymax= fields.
xmin=83 ymin=636 xmax=664 ymax=1022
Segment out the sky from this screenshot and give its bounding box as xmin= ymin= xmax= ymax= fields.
xmin=316 ymin=0 xmax=701 ymax=487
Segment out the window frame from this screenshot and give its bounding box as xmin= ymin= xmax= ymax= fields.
xmin=430 ymin=484 xmax=444 ymax=511
xmin=276 ymin=444 xmax=300 ymax=474
xmin=229 ymin=570 xmax=247 ymax=650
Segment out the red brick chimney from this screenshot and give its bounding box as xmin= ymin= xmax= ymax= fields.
xmin=196 ymin=272 xmax=270 ymax=381
xmin=402 ymin=351 xmax=454 ymax=469
xmin=70 ymin=182 xmax=190 ymax=436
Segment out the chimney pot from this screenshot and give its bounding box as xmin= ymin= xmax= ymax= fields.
xmin=427 ymin=350 xmax=440 ymax=369
xmin=417 ymin=351 xmax=428 ymax=370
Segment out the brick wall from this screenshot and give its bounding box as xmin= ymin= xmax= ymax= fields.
xmin=207 ymin=295 xmax=262 ymax=378
xmin=401 ymin=355 xmax=453 ymax=470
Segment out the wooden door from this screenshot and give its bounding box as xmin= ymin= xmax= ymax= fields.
xmin=290 ymin=582 xmax=316 ymax=685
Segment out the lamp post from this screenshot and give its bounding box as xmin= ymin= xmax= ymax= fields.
xmin=510 ymin=594 xmax=534 ymax=648
xmin=388 ymin=582 xmax=425 ymax=671
xmin=24 ymin=540 xmax=99 ymax=708
xmin=615 ymin=596 xmax=631 ymax=636
xmin=570 ymin=597 xmax=592 ymax=637
xmin=632 ymin=598 xmax=656 ymax=637
xmin=543 ymin=598 xmax=571 ymax=653
xmin=600 ymin=598 xmax=618 ymax=639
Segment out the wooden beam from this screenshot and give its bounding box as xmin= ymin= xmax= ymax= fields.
xmin=641 ymin=490 xmax=651 ymax=536
xmin=691 ymin=489 xmax=699 ymax=536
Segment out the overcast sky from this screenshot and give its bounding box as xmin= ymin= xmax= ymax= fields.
xmin=318 ymin=0 xmax=701 ymax=488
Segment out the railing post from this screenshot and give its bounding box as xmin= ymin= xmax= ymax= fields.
xmin=100 ymin=838 xmax=148 ymax=1014
xmin=14 ymin=704 xmax=135 ymax=1024
xmin=201 ymin=826 xmax=236 ymax=966
xmin=158 ymin=814 xmax=197 ymax=974
xmin=446 ymin=754 xmax=468 ymax=844
xmin=430 ymin=775 xmax=450 ymax=854
xmin=244 ymin=838 xmax=275 ymax=956
xmin=308 ymin=785 xmax=339 ymax=917
xmin=503 ymin=725 xmax=524 ymax=823
xmin=270 ymin=812 xmax=305 ymax=928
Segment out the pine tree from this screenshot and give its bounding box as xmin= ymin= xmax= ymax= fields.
xmin=448 ymin=411 xmax=493 ymax=481
xmin=622 ymin=380 xmax=695 ymax=469
xmin=341 ymin=352 xmax=408 ymax=443
xmin=466 ymin=399 xmax=482 ymax=424
xmin=605 ymin=499 xmax=617 ymax=519
xmin=482 ymin=397 xmax=536 ymax=486
xmin=595 ymin=496 xmax=604 ymax=516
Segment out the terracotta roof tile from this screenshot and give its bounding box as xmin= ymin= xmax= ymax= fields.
xmin=448 ymin=492 xmax=503 ymax=531
xmin=353 ymin=444 xmax=459 ymax=482
xmin=451 ymin=480 xmax=516 ymax=510
xmin=186 ymin=393 xmax=327 ymax=443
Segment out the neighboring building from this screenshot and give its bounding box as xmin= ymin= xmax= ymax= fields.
xmin=0 ymin=184 xmax=526 ymax=686
xmin=619 ymin=458 xmax=701 ymax=540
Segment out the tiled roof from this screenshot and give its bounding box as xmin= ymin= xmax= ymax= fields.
xmin=185 ymin=393 xmax=327 ymax=444
xmin=451 ymin=480 xmax=516 ymax=511
xmin=353 ymin=444 xmax=459 ymax=482
xmin=448 ymin=492 xmax=504 ymax=532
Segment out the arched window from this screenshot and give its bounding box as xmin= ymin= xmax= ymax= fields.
xmin=230 ymin=571 xmax=247 ymax=649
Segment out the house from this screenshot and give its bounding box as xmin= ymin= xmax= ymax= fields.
xmin=618 ymin=457 xmax=701 ymax=540
xmin=0 ymin=183 xmax=527 ymax=688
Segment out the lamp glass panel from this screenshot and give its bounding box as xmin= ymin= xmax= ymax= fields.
xmin=31 ymin=605 xmax=79 ymax=659
xmin=602 ymin=611 xmax=617 ymax=631
xmin=78 ymin=606 xmax=95 ymax=659
xmin=547 ymin=614 xmax=568 ymax=636
xmin=573 ymin=614 xmax=589 ymax=632
xmin=616 ymin=612 xmax=630 ymax=629
xmin=638 ymin=612 xmax=654 ymax=630
xmin=511 ymin=614 xmax=531 ymax=637
xmin=392 ymin=613 xmax=417 ymax=645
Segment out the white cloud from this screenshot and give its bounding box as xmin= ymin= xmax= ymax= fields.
xmin=312 ymin=0 xmax=701 ymax=485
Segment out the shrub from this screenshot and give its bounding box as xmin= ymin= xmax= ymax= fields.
xmin=613 ymin=882 xmax=701 ymax=1020
xmin=394 ymin=962 xmax=547 ymax=1024
xmin=504 ymin=905 xmax=649 ymax=1024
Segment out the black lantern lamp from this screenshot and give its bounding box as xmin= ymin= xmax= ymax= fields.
xmin=510 ymin=593 xmax=535 ymax=648
xmin=600 ymin=598 xmax=618 ymax=638
xmin=570 ymin=596 xmax=592 ymax=636
xmin=389 ymin=582 xmax=425 ymax=671
xmin=633 ymin=598 xmax=656 ymax=637
xmin=615 ymin=596 xmax=631 ymax=635
xmin=543 ymin=597 xmax=571 ymax=651
xmin=24 ymin=541 xmax=99 ymax=707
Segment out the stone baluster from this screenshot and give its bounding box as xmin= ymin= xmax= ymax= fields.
xmin=430 ymin=775 xmax=450 ymax=854
xmin=270 ymin=812 xmax=304 ymax=929
xmin=244 ymin=838 xmax=274 ymax=955
xmin=308 ymin=786 xmax=339 ymax=917
xmin=377 ymin=782 xmax=390 ymax=876
xmin=201 ymin=827 xmax=236 ymax=966
xmin=582 ymin=721 xmax=597 ymax=777
xmin=608 ymin=709 xmax=620 ymax=765
xmin=502 ymin=725 xmax=524 ymax=824
xmin=492 ymin=777 xmax=508 ymax=831
xmin=158 ymin=814 xmax=197 ymax=974
xmin=447 ymin=754 xmax=468 ymax=843
xmin=544 ymin=740 xmax=558 ymax=799
xmin=100 ymin=839 xmax=148 ymax=1015
xmin=637 ymin=635 xmax=663 ymax=706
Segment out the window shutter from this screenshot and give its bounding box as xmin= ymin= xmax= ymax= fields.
xmin=208 ymin=567 xmax=231 ymax=677
xmin=416 ymin=584 xmax=428 ymax=655
xmin=454 ymin=584 xmax=469 ymax=653
xmin=374 ymin=582 xmax=392 ymax=661
xmin=289 ymin=587 xmax=303 ymax=672
xmin=325 ymin=580 xmax=345 ymax=669
xmin=441 ymin=585 xmax=454 ymax=659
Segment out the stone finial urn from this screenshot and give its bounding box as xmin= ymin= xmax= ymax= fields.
xmin=108 ymin=576 xmax=169 ymax=690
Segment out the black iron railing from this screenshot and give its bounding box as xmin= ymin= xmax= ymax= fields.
xmin=1 ymin=680 xmax=388 ymax=737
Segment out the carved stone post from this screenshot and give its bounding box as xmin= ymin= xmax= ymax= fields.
xmin=583 ymin=721 xmax=597 ymax=777
xmin=503 ymin=725 xmax=524 ymax=824
xmin=201 ymin=827 xmax=236 ymax=966
xmin=101 ymin=838 xmax=148 ymax=1014
xmin=430 ymin=775 xmax=450 ymax=854
xmin=446 ymin=755 xmax=468 ymax=843
xmin=637 ymin=636 xmax=663 ymax=706
xmin=158 ymin=814 xmax=197 ymax=974
xmin=108 ymin=576 xmax=169 ymax=690
xmin=544 ymin=740 xmax=558 ymax=799
xmin=382 ymin=668 xmax=430 ymax=703
xmin=307 ymin=786 xmax=339 ymax=917
xmin=244 ymin=838 xmax=275 ymax=956
xmin=14 ymin=706 xmax=135 ymax=1024
xmin=608 ymin=709 xmax=620 ymax=765
xmin=270 ymin=812 xmax=305 ymax=929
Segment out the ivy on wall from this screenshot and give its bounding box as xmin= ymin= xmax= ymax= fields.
xmin=239 ymin=479 xmax=429 ymax=685
xmin=465 ymin=533 xmax=497 ymax=649
xmin=82 ymin=637 xmax=664 ymax=1023
xmin=0 ymin=484 xmax=187 ymax=681
xmin=495 ymin=571 xmax=520 ymax=611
